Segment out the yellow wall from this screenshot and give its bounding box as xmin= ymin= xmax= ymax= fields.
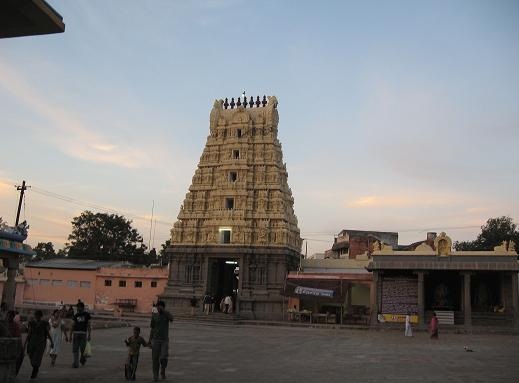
xmin=351 ymin=284 xmax=370 ymax=306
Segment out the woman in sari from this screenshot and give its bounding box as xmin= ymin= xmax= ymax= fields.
xmin=429 ymin=312 xmax=439 ymax=339
xmin=49 ymin=309 xmax=63 ymax=366
xmin=404 ymin=314 xmax=413 ymax=337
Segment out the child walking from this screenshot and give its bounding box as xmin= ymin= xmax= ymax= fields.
xmin=125 ymin=326 xmax=149 ymax=380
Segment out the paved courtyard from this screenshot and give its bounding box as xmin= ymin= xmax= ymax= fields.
xmin=16 ymin=321 xmax=519 ymax=383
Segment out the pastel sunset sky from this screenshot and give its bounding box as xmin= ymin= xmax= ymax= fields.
xmin=1 ymin=0 xmax=518 ymax=255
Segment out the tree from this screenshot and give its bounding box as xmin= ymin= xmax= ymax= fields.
xmin=454 ymin=216 xmax=519 ymax=251
xmin=158 ymin=239 xmax=171 ymax=265
xmin=33 ymin=242 xmax=57 ymax=261
xmin=66 ymin=211 xmax=149 ymax=264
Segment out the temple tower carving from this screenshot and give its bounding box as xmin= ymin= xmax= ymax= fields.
xmin=162 ymin=95 xmax=302 ymax=320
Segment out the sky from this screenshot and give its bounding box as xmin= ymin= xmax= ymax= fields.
xmin=1 ymin=0 xmax=518 ymax=255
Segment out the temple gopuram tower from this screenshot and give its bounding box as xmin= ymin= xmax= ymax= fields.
xmin=162 ymin=95 xmax=302 ymax=320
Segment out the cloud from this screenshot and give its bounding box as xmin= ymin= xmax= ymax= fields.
xmin=345 ymin=191 xmax=460 ymax=209
xmin=0 ymin=179 xmax=15 ymax=196
xmin=0 ymin=61 xmax=152 ymax=168
xmin=465 ymin=207 xmax=490 ymax=214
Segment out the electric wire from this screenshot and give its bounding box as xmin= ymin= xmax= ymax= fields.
xmin=6 ymin=181 xmax=485 ymax=248
xmin=30 ymin=186 xmax=174 ymax=227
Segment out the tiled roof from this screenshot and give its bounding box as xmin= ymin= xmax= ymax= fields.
xmin=25 ymin=258 xmax=128 ymax=270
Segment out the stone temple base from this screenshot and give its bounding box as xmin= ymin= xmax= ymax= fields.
xmin=161 ymin=245 xmax=300 ymax=321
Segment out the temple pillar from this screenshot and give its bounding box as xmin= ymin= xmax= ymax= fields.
xmin=1 ymin=257 xmax=19 ymax=310
xmin=462 ymin=272 xmax=472 ymax=328
xmin=346 ymin=284 xmax=352 ymax=312
xmin=417 ymin=271 xmax=425 ymax=326
xmin=512 ymin=272 xmax=519 ymax=328
xmin=369 ymin=271 xmax=379 ymax=325
xmin=500 ymin=273 xmax=506 ymax=308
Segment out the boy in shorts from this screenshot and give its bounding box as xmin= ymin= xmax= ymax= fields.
xmin=125 ymin=326 xmax=149 ymax=380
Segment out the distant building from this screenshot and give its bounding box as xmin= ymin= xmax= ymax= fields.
xmin=1 ymin=258 xmax=169 ymax=313
xmin=307 ymin=253 xmax=326 ymax=260
xmin=284 ymin=257 xmax=373 ymax=325
xmin=328 ymin=229 xmax=398 ymax=259
xmin=368 ymin=232 xmax=519 ymax=328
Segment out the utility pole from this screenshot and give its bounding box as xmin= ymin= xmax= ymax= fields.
xmin=299 ymin=238 xmax=306 ymax=272
xmin=15 ymin=180 xmax=29 ymax=225
xmin=148 ymin=200 xmax=154 ymax=250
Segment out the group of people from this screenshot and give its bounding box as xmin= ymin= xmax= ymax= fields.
xmin=403 ymin=312 xmax=439 ymax=339
xmin=200 ymin=293 xmax=234 ymax=314
xmin=127 ymin=300 xmax=174 ymax=381
xmin=1 ymin=298 xmax=175 ymax=382
xmin=0 ymin=300 xmax=92 ymax=379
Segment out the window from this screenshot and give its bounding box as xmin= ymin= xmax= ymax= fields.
xmin=193 ymin=265 xmax=200 ymax=283
xmin=219 ymin=229 xmax=231 ymax=244
xmin=185 ymin=265 xmax=193 ymax=283
xmin=134 ymin=281 xmax=143 ymax=288
xmin=229 ymin=172 xmax=237 ymax=182
xmin=257 ymin=268 xmax=265 ymax=284
xmin=67 ymin=280 xmax=78 ymax=288
xmin=104 ymin=279 xmax=112 ymax=287
xmin=237 ymin=129 xmax=242 ymax=138
xmin=151 ymin=281 xmax=158 ymax=288
xmin=119 ymin=280 xmax=127 ymax=287
xmin=80 ymin=281 xmax=91 ymax=288
xmin=52 ymin=280 xmax=63 ymax=287
xmin=39 ymin=279 xmax=50 ymax=286
xmin=26 ymin=279 xmax=37 ymax=286
xmin=232 ymin=149 xmax=240 ymax=159
xmin=225 ymin=197 xmax=234 ymax=210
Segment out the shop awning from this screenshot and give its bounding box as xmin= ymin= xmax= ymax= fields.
xmin=284 ymin=277 xmax=346 ymax=302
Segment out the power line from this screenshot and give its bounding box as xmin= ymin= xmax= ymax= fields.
xmin=30 ymin=186 xmax=174 ymax=227
xmin=14 ymin=182 xmax=486 ymax=240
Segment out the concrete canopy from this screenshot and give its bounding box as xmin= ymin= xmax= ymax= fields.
xmin=0 ymin=0 xmax=65 ymax=39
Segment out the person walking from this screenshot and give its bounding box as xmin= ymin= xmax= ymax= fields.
xmin=224 ymin=295 xmax=232 ymax=314
xmin=61 ymin=305 xmax=74 ymax=342
xmin=124 ymin=326 xmax=149 ymax=380
xmin=49 ymin=309 xmax=63 ymax=366
xmin=25 ymin=310 xmax=53 ymax=379
xmin=202 ymin=293 xmax=211 ymax=315
xmin=190 ymin=296 xmax=198 ymax=316
xmin=210 ymin=295 xmax=215 ymax=313
xmin=70 ymin=301 xmax=92 ymax=368
xmin=7 ymin=310 xmax=24 ymax=375
xmin=429 ymin=312 xmax=439 ymax=339
xmin=149 ymin=300 xmax=173 ymax=381
xmin=404 ymin=314 xmax=413 ymax=337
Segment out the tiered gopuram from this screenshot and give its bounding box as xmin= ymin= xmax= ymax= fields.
xmin=162 ymin=95 xmax=302 ymax=320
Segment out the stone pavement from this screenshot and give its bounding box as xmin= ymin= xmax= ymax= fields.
xmin=16 ymin=321 xmax=519 ymax=383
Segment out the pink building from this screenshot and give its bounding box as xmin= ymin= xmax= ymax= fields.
xmin=21 ymin=259 xmax=168 ymax=313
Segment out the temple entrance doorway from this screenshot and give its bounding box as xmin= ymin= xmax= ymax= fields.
xmin=425 ymin=271 xmax=461 ymax=311
xmin=471 ymin=272 xmax=501 ymax=312
xmin=207 ymin=258 xmax=239 ymax=312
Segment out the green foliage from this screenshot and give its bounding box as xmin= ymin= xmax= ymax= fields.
xmin=33 ymin=242 xmax=57 ymax=261
xmin=66 ymin=211 xmax=150 ymax=264
xmin=159 ymin=239 xmax=171 ymax=257
xmin=454 ymin=216 xmax=519 ymax=251
xmin=158 ymin=239 xmax=171 ymax=265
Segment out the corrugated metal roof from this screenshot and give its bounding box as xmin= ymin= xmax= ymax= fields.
xmin=25 ymin=258 xmax=127 ymax=270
